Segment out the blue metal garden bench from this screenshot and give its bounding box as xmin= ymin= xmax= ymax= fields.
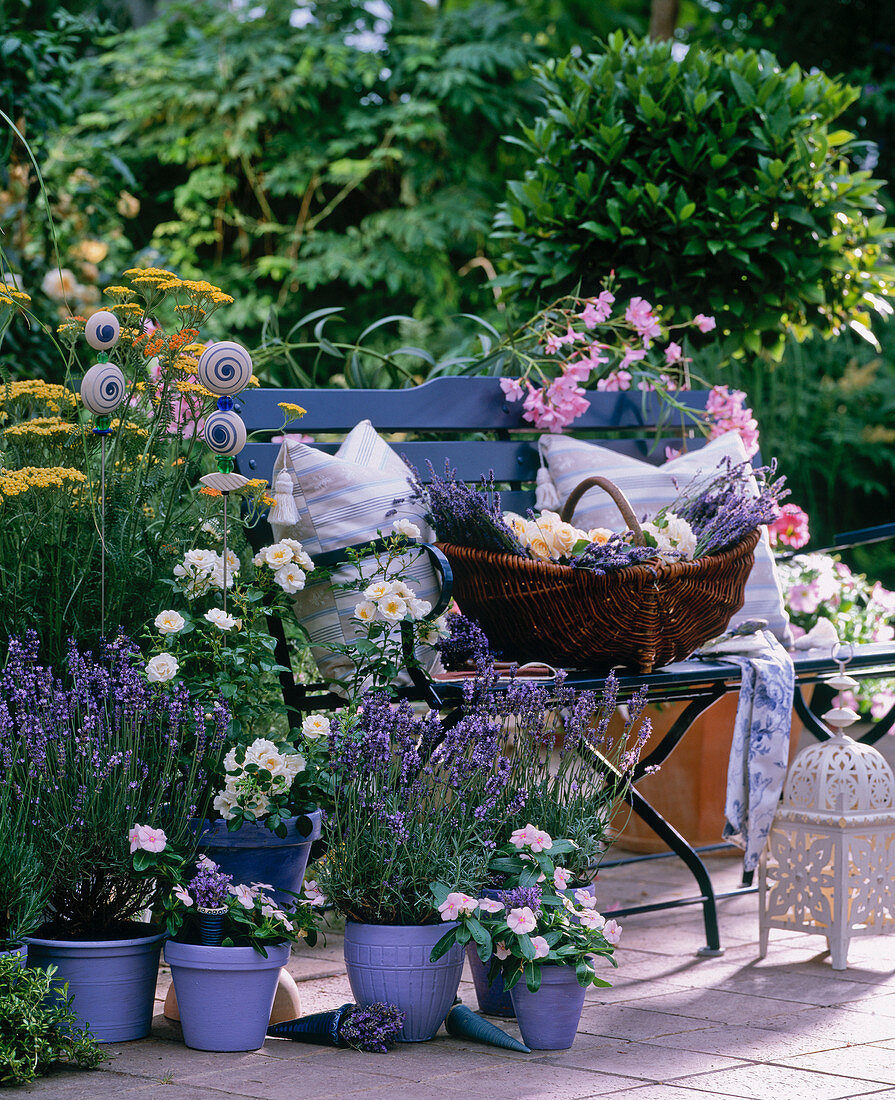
xmin=234 ymin=377 xmax=895 ymax=955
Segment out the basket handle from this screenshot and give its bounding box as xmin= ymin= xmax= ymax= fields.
xmin=560 ymin=475 xmax=645 ymax=547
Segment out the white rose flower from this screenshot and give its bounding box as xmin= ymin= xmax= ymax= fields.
xmin=392 ymin=518 xmax=421 ymax=539
xmin=223 ymin=747 xmax=240 ymax=773
xmin=354 ymin=600 xmax=378 ymax=623
xmin=280 ymin=539 xmax=313 ymax=570
xmin=281 ymin=752 xmax=305 ymax=780
xmin=663 ymin=513 xmax=697 ymax=559
xmin=217 ymin=549 xmax=240 ymax=574
xmin=364 ymin=580 xmax=390 ymax=601
xmin=154 ymin=609 xmax=185 ymax=634
xmin=201 ymin=520 xmax=223 ymax=542
xmin=146 ymin=652 xmax=179 ymax=683
xmin=262 ymin=542 xmax=293 ymax=569
xmin=205 ymin=607 xmax=237 ymax=631
xmin=408 ymin=598 xmax=432 ymax=620
xmin=213 ymin=788 xmax=239 ymax=819
xmin=184 ymin=549 xmax=218 ymax=571
xmin=302 ymin=714 xmax=330 ymax=740
xmin=551 ymin=521 xmax=581 ymax=559
xmin=587 ymin=527 xmax=614 ymax=545
xmin=252 ymin=549 xmax=267 ymax=567
xmin=379 ymin=595 xmax=408 ymax=622
xmin=387 ymin=580 xmax=416 ymax=599
xmin=274 ymin=563 xmax=306 ymax=594
xmin=243 ymin=738 xmax=283 ymax=768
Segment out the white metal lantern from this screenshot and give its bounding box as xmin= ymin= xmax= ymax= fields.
xmin=759 ymin=724 xmax=895 ymax=969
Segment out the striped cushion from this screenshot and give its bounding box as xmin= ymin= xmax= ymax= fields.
xmin=270 ymin=421 xmax=442 ymax=686
xmin=539 ymin=430 xmax=793 ymax=644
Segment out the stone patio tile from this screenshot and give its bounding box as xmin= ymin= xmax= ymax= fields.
xmin=668 ymin=1063 xmax=881 ymax=1100
xmin=102 ymin=1040 xmax=268 ymax=1083
xmin=774 ymin=1044 xmax=895 ymax=1086
xmin=580 ymin=1087 xmax=745 ymax=1100
xmin=703 ymin=968 xmax=881 ymax=1008
xmin=604 ymin=986 xmax=795 ymax=1027
xmin=177 ymin=1058 xmax=400 ymax=1098
xmin=767 ymin=1006 xmax=895 ymax=1044
xmin=399 ymin=1060 xmax=645 ymax=1098
xmin=577 ymin=1004 xmax=721 ymax=1042
xmin=536 ymin=1041 xmax=748 ymax=1084
xmin=634 ymin=1021 xmax=857 ymax=1062
xmin=260 ymin=1037 xmax=531 ymax=1072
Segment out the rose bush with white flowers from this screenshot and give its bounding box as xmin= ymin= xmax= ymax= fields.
xmin=431 ymin=830 xmax=620 ymax=993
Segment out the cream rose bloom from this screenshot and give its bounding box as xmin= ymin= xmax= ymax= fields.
xmin=146 ymin=652 xmax=179 ymax=683
xmin=274 ymin=564 xmax=306 ymax=594
xmin=392 ymin=518 xmax=421 ymax=539
xmin=154 ymin=609 xmax=185 ymax=634
xmin=354 ymin=600 xmax=378 ymax=622
xmin=279 ymin=538 xmax=313 ymax=570
xmin=587 ymin=527 xmax=614 ymax=545
xmin=550 ymin=521 xmax=581 ymax=559
xmin=263 ymin=542 xmax=293 ymax=568
xmin=184 ymin=548 xmax=217 ymax=571
xmin=205 ymin=607 xmax=236 ymax=631
xmin=302 ymin=714 xmax=331 ymax=740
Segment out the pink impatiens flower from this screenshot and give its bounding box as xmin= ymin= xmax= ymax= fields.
xmin=664 ymin=342 xmax=683 ymax=365
xmin=573 ymin=888 xmax=597 ymax=909
xmin=553 ymin=866 xmax=573 ymax=891
xmin=530 ymin=935 xmax=550 ymax=959
xmin=509 ymin=824 xmax=539 ymax=849
xmin=229 ymin=883 xmax=257 ymax=909
xmin=578 ymin=909 xmax=606 ymax=931
xmin=128 ymin=824 xmax=167 ymax=854
xmin=506 ymin=906 xmax=537 ymax=934
xmin=625 ymin=297 xmax=662 ymax=346
xmin=477 ymin=897 xmax=505 ymax=914
xmin=173 ymin=885 xmax=194 ymax=907
xmin=527 ymin=828 xmax=553 ymax=853
xmin=438 ymin=892 xmax=477 ymax=921
xmin=578 ymin=290 xmax=615 ymax=328
xmin=602 ymin=918 xmax=623 ymax=945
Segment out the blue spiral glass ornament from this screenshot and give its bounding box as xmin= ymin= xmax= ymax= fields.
xmin=80 ymin=362 xmax=126 ymax=416
xmin=197 ymin=341 xmax=253 ymax=396
xmin=203 ymin=409 xmax=247 ymax=456
xmin=85 ymin=310 xmax=121 ymax=351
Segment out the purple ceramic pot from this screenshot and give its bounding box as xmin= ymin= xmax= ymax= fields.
xmin=25 ymin=923 xmax=165 ymax=1042
xmin=164 ymin=940 xmax=290 ymax=1051
xmin=468 ymin=881 xmax=596 ymax=1018
xmin=343 ymin=922 xmax=463 ymax=1042
xmin=510 ymin=964 xmax=586 ymax=1050
xmin=195 ymin=810 xmax=321 ymax=907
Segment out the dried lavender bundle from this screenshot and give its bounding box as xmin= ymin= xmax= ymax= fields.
xmin=670 ymin=457 xmax=787 ymax=557
xmin=407 ymin=462 xmax=527 ymax=556
xmin=570 ymin=533 xmax=662 ymax=574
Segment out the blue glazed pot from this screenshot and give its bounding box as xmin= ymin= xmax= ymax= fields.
xmin=195 ymin=810 xmax=322 ymax=907
xmin=468 ymin=881 xmax=596 ymax=1018
xmin=165 ymin=940 xmax=290 ymax=1051
xmin=509 ymin=963 xmax=587 ymax=1050
xmin=343 ymin=922 xmax=463 ymax=1042
xmin=25 ymin=923 xmax=165 ymax=1042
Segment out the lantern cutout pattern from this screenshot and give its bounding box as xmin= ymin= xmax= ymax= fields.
xmin=197 ymin=342 xmax=252 ymax=611
xmin=759 ymin=653 xmax=895 ymax=969
xmin=80 ymin=311 xmax=125 ymax=637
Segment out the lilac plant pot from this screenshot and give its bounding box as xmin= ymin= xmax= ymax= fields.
xmin=164 ymin=940 xmax=290 ymax=1051
xmin=25 ymin=923 xmax=165 ymax=1042
xmin=510 ymin=964 xmax=587 ymax=1050
xmin=343 ymin=922 xmax=464 ymax=1042
xmin=468 ymin=881 xmax=596 ymax=1019
xmin=195 ymin=810 xmax=321 ymax=907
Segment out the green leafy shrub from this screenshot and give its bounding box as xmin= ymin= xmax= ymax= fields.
xmin=0 ymin=956 xmax=104 ymax=1086
xmin=496 ymin=34 xmax=895 ymax=359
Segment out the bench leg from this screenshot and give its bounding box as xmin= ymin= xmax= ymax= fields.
xmin=619 ymin=784 xmax=725 ymax=956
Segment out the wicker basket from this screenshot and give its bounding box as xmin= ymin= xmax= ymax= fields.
xmin=437 ymin=475 xmax=760 ymax=673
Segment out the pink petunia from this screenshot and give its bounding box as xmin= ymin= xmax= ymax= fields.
xmin=768 ymin=504 xmax=810 ymax=550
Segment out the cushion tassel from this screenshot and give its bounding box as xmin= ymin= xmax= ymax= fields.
xmin=535 ymin=466 xmax=562 ymax=512
xmin=267 ymin=467 xmax=299 ymax=528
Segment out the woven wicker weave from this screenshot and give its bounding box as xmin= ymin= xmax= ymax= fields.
xmin=437 ymin=476 xmax=760 ymax=673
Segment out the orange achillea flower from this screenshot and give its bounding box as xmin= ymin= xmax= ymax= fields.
xmin=200 ymin=487 xmax=222 ymax=497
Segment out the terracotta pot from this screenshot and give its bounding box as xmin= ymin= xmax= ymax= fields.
xmin=613 ymin=692 xmax=805 ymax=853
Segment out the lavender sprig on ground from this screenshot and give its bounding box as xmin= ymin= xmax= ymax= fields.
xmin=670 ymin=457 xmax=787 ymax=557
xmin=570 ymin=533 xmax=661 ymax=574
xmin=340 ymin=1003 xmax=405 ymax=1053
xmin=407 ymin=462 xmax=526 ymax=556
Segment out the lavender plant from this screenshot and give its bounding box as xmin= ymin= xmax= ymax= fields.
xmin=316 ymin=693 xmax=526 ymax=925
xmin=460 ymin=663 xmax=652 ymax=883
xmin=187 ymin=860 xmax=232 ymax=909
xmin=0 ymin=762 xmax=47 ymax=949
xmin=0 ymin=633 xmax=228 ymax=935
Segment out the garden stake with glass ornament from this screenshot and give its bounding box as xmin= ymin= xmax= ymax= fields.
xmin=197 ymin=342 xmax=253 ymax=613
xmin=80 ymin=310 xmax=125 ymax=638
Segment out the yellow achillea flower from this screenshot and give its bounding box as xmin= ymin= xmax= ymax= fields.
xmin=113 ymin=302 xmax=144 ymax=315
xmin=0 ymin=466 xmax=87 ymax=499
xmin=123 ymin=267 xmax=178 ymax=280
xmin=245 ymin=478 xmax=269 ymax=490
xmin=0 ymin=380 xmax=79 ymax=414
xmin=182 ymin=343 xmax=207 ymax=355
xmin=175 ymin=380 xmax=215 ymax=398
xmin=278 ymin=402 xmax=307 ymax=418
xmin=248 ymin=374 xmax=260 ymax=387
xmin=103 ymin=286 xmax=134 ymax=298
xmin=3 ymin=417 xmax=80 ymax=441
xmin=175 ymin=304 xmax=206 ymax=317
xmin=0 ymin=288 xmax=31 ymax=307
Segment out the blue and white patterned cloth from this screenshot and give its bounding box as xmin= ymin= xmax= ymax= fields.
xmin=718 ymin=631 xmax=795 ymax=871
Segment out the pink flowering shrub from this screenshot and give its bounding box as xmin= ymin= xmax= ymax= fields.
xmin=768 ymin=504 xmax=810 ymax=550
xmin=496 ymin=280 xmax=717 ymax=433
xmin=778 ymin=552 xmax=895 ymax=719
xmin=703 ymin=385 xmax=759 ymax=458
